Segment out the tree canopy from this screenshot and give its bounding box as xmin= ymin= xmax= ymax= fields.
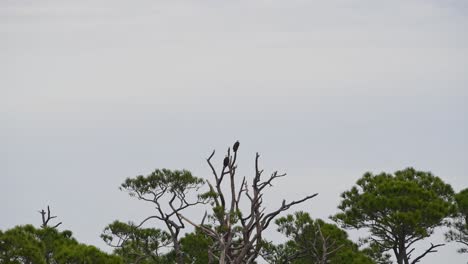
xmin=260 ymin=211 xmax=379 ymax=264
xmin=119 ymin=168 xmax=207 ymax=264
xmin=101 ymin=220 xmax=172 ymax=263
xmin=333 ymin=168 xmax=455 ymax=264
xmin=0 ymin=225 xmax=122 ymax=264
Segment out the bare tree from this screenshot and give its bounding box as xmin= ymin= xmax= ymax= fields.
xmin=179 ymin=141 xmax=318 ymax=263
xmin=38 ymin=205 xmax=62 ymax=229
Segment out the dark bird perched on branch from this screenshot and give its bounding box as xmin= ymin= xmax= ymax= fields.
xmin=223 ymin=156 xmax=229 ymax=167
xmin=233 ymin=141 xmax=240 ymax=152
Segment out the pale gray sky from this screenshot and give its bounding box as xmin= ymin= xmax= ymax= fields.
xmin=1 ymin=0 xmax=468 ymax=263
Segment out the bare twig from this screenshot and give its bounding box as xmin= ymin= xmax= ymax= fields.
xmin=410 ymin=243 xmax=444 ymax=264
xmin=38 ymin=206 xmax=62 ymax=228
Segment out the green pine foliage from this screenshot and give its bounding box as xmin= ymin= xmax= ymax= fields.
xmin=333 ymin=168 xmax=455 ymax=264
xmin=102 ymin=220 xmax=172 ymax=263
xmin=261 ymin=211 xmax=378 ymax=264
xmin=0 ymin=225 xmax=122 ymax=264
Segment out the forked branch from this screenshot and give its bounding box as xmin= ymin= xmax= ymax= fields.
xmin=38 ymin=205 xmax=62 ymax=228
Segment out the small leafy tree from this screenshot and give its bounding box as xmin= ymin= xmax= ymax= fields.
xmin=179 ymin=141 xmax=318 ymax=263
xmin=0 ymin=225 xmax=121 ymax=264
xmin=261 ymin=211 xmax=377 ymax=264
xmin=117 ymin=169 xmax=207 ymax=264
xmin=333 ymin=168 xmax=455 ymax=264
xmin=445 ymin=188 xmax=468 ymax=254
xmin=102 ymin=220 xmax=171 ymax=263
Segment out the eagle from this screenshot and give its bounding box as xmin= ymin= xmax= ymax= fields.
xmin=233 ymin=141 xmax=240 ymax=152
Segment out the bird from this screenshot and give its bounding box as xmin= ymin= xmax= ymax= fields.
xmin=233 ymin=141 xmax=240 ymax=152
xmin=223 ymin=156 xmax=229 ymax=167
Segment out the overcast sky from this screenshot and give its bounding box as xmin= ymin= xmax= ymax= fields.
xmin=1 ymin=0 xmax=468 ymax=263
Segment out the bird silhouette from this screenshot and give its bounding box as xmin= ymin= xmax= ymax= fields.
xmin=233 ymin=141 xmax=240 ymax=152
xmin=223 ymin=156 xmax=229 ymax=167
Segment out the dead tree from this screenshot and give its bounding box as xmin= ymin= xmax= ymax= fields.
xmin=179 ymin=141 xmax=318 ymax=263
xmin=38 ymin=205 xmax=62 ymax=228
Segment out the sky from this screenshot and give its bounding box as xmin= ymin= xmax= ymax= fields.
xmin=1 ymin=0 xmax=468 ymax=263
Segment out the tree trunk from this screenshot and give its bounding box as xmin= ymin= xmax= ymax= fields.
xmin=396 ymin=255 xmax=404 ymax=264
xmin=396 ymin=240 xmax=410 ymax=264
xmin=219 ymin=250 xmax=226 ymax=264
xmin=173 ymin=237 xmax=183 ymax=264
xmin=394 ymin=246 xmax=404 ymax=264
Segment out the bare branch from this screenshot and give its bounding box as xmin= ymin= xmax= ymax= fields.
xmin=38 ymin=205 xmax=61 ymax=228
xmin=410 ymin=243 xmax=444 ymax=264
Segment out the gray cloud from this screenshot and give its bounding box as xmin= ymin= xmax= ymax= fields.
xmin=1 ymin=0 xmax=467 ymax=263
